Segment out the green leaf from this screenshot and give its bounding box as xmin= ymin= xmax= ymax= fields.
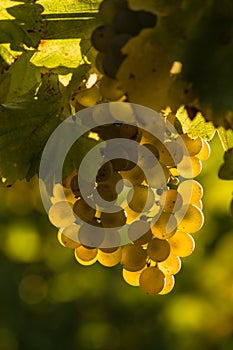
xmin=0 ymin=51 xmax=42 ymax=103
xmin=176 ymin=105 xmax=216 ymax=140
xmin=0 ymin=73 xmax=61 ymax=185
xmin=218 ymin=148 xmax=233 ymax=180
xmin=217 ymin=127 xmax=233 ymax=151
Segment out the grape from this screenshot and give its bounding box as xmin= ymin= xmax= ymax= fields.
xmin=123 ymin=203 xmax=141 ymax=224
xmin=75 ymin=246 xmax=98 ymax=265
xmin=91 ymin=25 xmax=115 ymax=52
xmin=99 ymin=76 xmax=126 ymax=101
xmin=70 ymin=175 xmax=94 ymax=198
xmin=99 ymin=0 xmax=127 ymax=25
xmin=158 ymin=274 xmax=175 ymax=295
xmin=145 ymin=163 xmax=170 ymax=189
xmin=119 ymin=123 xmax=140 ymax=140
xmin=97 ymin=247 xmax=122 ymax=267
xmin=75 ymin=86 xmax=101 ymax=107
xmin=49 ymin=201 xmax=75 ymax=227
xmin=195 ymin=139 xmax=211 ymax=161
xmin=109 ymin=101 xmax=136 ymax=123
xmin=138 ymin=143 xmax=159 ymax=169
xmin=112 ymin=9 xmax=142 ymax=36
xmin=78 ymin=221 xmax=105 ymax=248
xmin=192 ymin=199 xmax=202 ymax=210
xmin=147 ymin=238 xmax=170 ymax=262
xmin=58 ymin=224 xmax=80 ymax=248
xmin=158 ymin=254 xmax=182 ymax=275
xmin=73 ymin=198 xmax=96 ymax=222
xmin=95 ymin=124 xmax=121 ymax=140
xmin=103 ymin=50 xmax=126 ymax=79
xmin=139 ymin=267 xmax=165 ymax=295
xmin=177 ymin=179 xmax=203 ymax=205
xmin=96 ymin=161 xmax=113 ymax=183
xmin=93 ymin=185 xmax=117 ymax=207
xmin=120 ymin=165 xmax=145 ymax=186
xmin=121 ymin=244 xmax=147 ymax=271
xmin=127 ymin=185 xmax=155 ymax=212
xmin=99 ymin=229 xmax=121 ymax=253
xmin=128 ymin=220 xmax=153 ymax=246
xmin=176 ymin=204 xmax=204 ymax=233
xmin=100 ymin=206 xmax=126 ymax=228
xmin=168 ymin=231 xmax=195 ymax=257
xmin=122 ymin=267 xmax=145 ymax=286
xmin=159 ymin=189 xmax=183 ymax=213
xmin=181 ymin=134 xmax=204 ymax=157
xmin=103 ymin=34 xmax=131 ymax=78
xmin=177 ymin=155 xmax=202 ymax=178
xmin=151 ymin=212 xmax=177 ymax=239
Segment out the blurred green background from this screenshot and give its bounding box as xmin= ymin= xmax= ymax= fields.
xmin=0 ymin=134 xmax=232 ymax=350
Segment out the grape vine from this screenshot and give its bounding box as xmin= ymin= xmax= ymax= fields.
xmin=0 ymin=0 xmax=233 ymax=295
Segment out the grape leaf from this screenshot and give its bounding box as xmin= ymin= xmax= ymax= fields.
xmin=217 ymin=127 xmax=233 ymax=151
xmin=176 ymin=106 xmax=216 ymax=140
xmin=0 ymin=73 xmax=61 ymax=185
xmin=218 ymin=148 xmax=233 ymax=180
xmin=0 ymin=51 xmax=42 ymax=103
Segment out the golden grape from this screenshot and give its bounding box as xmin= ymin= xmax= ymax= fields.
xmin=168 ymin=231 xmax=195 ymax=257
xmin=139 ymin=267 xmax=165 ymax=295
xmin=121 ymin=244 xmax=147 ymax=271
xmin=147 ymin=237 xmax=170 ymax=262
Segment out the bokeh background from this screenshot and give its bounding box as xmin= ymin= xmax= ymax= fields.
xmin=0 ymin=134 xmax=232 ymax=350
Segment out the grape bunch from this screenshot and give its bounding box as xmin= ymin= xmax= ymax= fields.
xmin=45 ymin=102 xmax=211 ymax=295
xmin=91 ymin=0 xmax=157 ymax=79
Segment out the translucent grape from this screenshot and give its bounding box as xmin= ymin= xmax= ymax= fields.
xmin=151 ymin=212 xmax=177 ymax=239
xmin=99 ymin=76 xmax=126 ymax=101
xmin=145 ymin=163 xmax=170 ymax=189
xmin=70 ymin=175 xmax=94 ymax=198
xmin=177 ymin=179 xmax=203 ymax=205
xmin=177 ymin=156 xmax=202 ymax=178
xmin=158 ymin=254 xmax=182 ymax=275
xmin=138 ymin=143 xmax=159 ymax=169
xmin=49 ymin=201 xmax=75 ymax=227
xmin=128 ymin=220 xmax=153 ymax=246
xmin=57 ymin=224 xmax=80 ymax=249
xmin=127 ymin=185 xmax=155 ymax=212
xmin=97 ymin=247 xmax=122 ymax=267
xmin=96 ymin=161 xmax=113 ymax=183
xmin=93 ymin=186 xmax=117 ymax=207
xmin=100 ymin=206 xmax=127 ymax=228
xmin=168 ymin=231 xmax=195 ymax=257
xmin=159 ymin=189 xmax=183 ymax=213
xmin=73 ymin=198 xmax=96 ymax=222
xmin=195 ymin=139 xmax=211 ymax=161
xmin=91 ymin=25 xmax=115 ymax=52
xmin=176 ymin=204 xmax=204 ymax=233
xmin=120 ymin=165 xmax=145 ymax=186
xmin=99 ymin=229 xmax=121 ymax=253
xmin=181 ymin=134 xmax=204 ymax=156
xmin=147 ymin=237 xmax=170 ymax=262
xmin=78 ymin=222 xmax=105 ymax=248
xmin=139 ymin=267 xmax=165 ymax=295
xmin=76 ymin=86 xmax=101 ymax=107
xmin=75 ymin=246 xmax=98 ymax=266
xmin=121 ymin=244 xmax=147 ymax=271
xmin=122 ymin=267 xmax=145 ymax=287
xmin=158 ymin=274 xmax=175 ymax=295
